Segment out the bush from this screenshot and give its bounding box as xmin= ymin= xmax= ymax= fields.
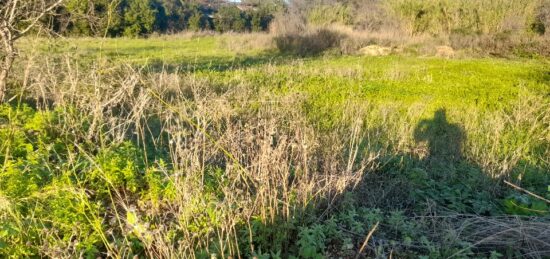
xmin=531 ymin=1 xmax=550 ymax=35
xmin=449 ymin=31 xmax=550 ymax=57
xmin=307 ymin=3 xmax=353 ymax=26
xmin=0 ymin=103 xmax=175 ymax=257
xmin=274 ymin=28 xmax=343 ymax=56
xmin=385 ymin=0 xmax=542 ymax=36
xmin=250 ymin=10 xmax=273 ymax=32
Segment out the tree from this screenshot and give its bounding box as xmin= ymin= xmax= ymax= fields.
xmin=0 ymin=0 xmax=64 ymax=101
xmin=64 ymin=0 xmax=93 ymax=35
xmin=59 ymin=0 xmax=124 ymax=36
xmin=250 ymin=9 xmax=273 ymax=32
xmin=188 ymin=11 xmax=204 ymax=32
xmin=251 ymin=11 xmax=262 ymax=32
xmin=214 ymin=6 xmax=248 ymax=32
xmin=122 ymin=0 xmax=157 ymax=37
xmin=157 ymin=0 xmax=187 ymax=32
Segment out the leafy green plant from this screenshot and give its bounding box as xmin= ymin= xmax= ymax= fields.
xmin=297 ymin=224 xmax=326 ymax=259
xmin=503 ymin=194 xmax=549 ymax=216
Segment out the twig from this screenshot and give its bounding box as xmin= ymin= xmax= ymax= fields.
xmin=504 ymin=180 xmax=550 ymax=204
xmin=355 ymin=222 xmax=379 ymax=259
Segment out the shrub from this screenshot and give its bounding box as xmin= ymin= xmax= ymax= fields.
xmin=385 ymin=0 xmax=542 ymax=36
xmin=297 ymin=225 xmax=326 ymax=258
xmin=531 ymin=1 xmax=550 ymax=35
xmin=307 ymin=3 xmax=353 ymax=26
xmin=274 ymin=28 xmax=343 ymax=56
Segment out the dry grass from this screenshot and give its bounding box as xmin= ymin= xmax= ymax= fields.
xmin=422 ymin=214 xmax=550 ymax=258
xmin=218 ymin=32 xmax=275 ymax=54
xmin=13 ymin=56 xmax=381 ymax=257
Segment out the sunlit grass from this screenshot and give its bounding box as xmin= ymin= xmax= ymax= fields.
xmin=27 ymin=35 xmax=549 ymax=107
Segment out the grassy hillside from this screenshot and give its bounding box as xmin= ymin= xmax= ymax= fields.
xmin=2 ymin=35 xmax=549 ymax=258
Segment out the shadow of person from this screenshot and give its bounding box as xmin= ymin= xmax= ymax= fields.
xmin=414 ymin=109 xmax=465 ymax=166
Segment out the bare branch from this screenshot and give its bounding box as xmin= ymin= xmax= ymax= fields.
xmin=0 ymin=0 xmax=64 ymax=101
xmin=14 ymin=0 xmax=64 ymax=39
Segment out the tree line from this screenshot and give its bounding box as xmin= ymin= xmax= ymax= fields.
xmin=42 ymin=0 xmax=550 ymax=38
xmin=53 ymin=0 xmax=285 ymax=37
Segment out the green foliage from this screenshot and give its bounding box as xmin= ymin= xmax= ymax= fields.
xmin=50 ymin=0 xmax=548 ymax=38
xmin=188 ymin=11 xmax=206 ymax=32
xmin=503 ymin=194 xmax=549 ymax=216
xmin=53 ymin=1 xmax=276 ymax=36
xmin=64 ymin=0 xmax=94 ymax=35
xmin=123 ymin=0 xmax=158 ymax=37
xmin=239 ymin=217 xmax=294 ymax=257
xmin=214 ymin=6 xmax=249 ymax=33
xmin=0 ymin=105 xmax=56 ymax=199
xmin=531 ymin=22 xmax=546 ymax=35
xmin=142 ymin=160 xmax=176 ymax=205
xmin=0 ymin=104 xmax=176 ymax=257
xmin=297 ymin=225 xmax=326 ymax=258
xmin=88 ymin=142 xmax=145 ymax=197
xmin=0 ymin=105 xmax=103 ymax=257
xmin=61 ymin=0 xmax=124 ymax=36
xmin=250 ymin=9 xmax=274 ymax=32
xmin=408 ymin=162 xmax=501 ymax=215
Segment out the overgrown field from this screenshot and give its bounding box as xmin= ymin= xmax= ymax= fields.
xmin=1 ymin=35 xmax=549 ymax=258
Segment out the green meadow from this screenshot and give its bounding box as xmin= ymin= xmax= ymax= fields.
xmin=34 ymin=36 xmax=549 ymax=106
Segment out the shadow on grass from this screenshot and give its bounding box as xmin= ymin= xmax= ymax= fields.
xmin=350 ymin=109 xmax=501 ymax=217
xmin=344 ymin=109 xmax=548 ymax=257
xmin=239 ymin=109 xmax=549 ymax=258
xmin=4 ymin=96 xmax=549 ymax=257
xmin=414 ymin=109 xmax=464 ymax=164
